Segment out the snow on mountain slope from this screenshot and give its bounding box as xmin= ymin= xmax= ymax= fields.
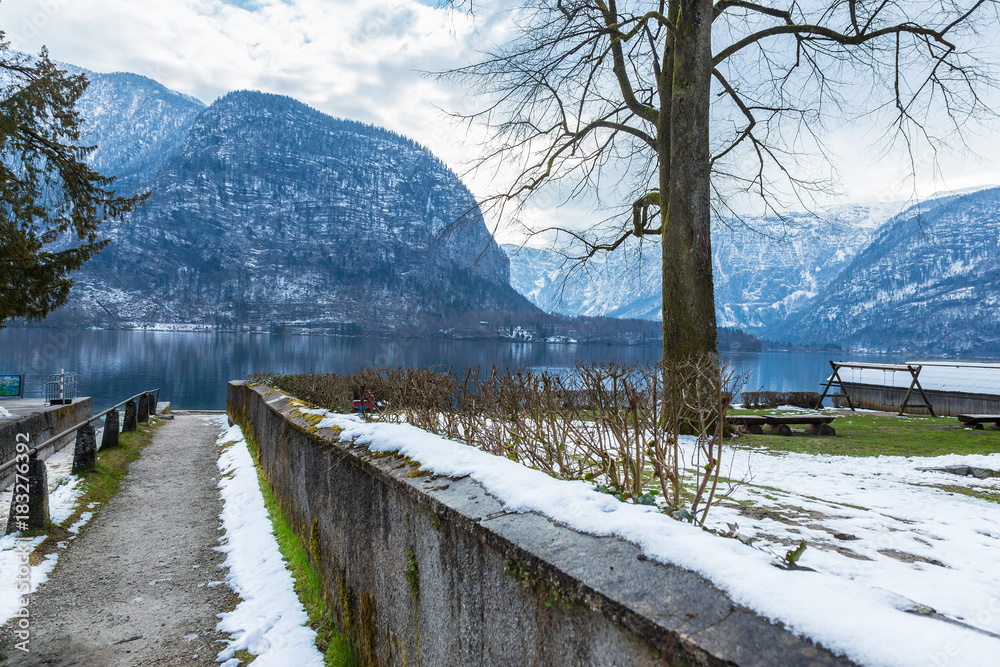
xmin=769 ymin=187 xmax=1000 ymax=354
xmin=59 ymin=89 xmax=535 ymax=329
xmin=505 ymin=200 xmax=902 ymax=331
xmin=74 ymin=70 xmax=206 ymax=195
xmin=504 ymin=243 xmax=661 ymax=319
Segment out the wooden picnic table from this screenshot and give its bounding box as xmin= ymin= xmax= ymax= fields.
xmin=956 ymin=414 xmax=1000 ymax=430
xmin=726 ymin=414 xmax=837 ymax=436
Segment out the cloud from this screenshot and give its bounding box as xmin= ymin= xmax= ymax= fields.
xmin=1 ymin=0 xmax=998 ymax=244
xmin=0 ymin=0 xmax=487 ymax=174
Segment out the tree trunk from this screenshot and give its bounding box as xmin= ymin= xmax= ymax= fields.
xmin=660 ymin=0 xmax=717 ymax=362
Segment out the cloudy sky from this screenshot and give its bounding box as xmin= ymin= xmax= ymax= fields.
xmin=2 ymin=0 xmax=999 ymax=242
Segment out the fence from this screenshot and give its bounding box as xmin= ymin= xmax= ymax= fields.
xmin=4 ymin=372 xmax=79 ymax=402
xmin=2 ymin=388 xmax=160 ymax=534
xmin=44 ymin=371 xmax=78 ymax=405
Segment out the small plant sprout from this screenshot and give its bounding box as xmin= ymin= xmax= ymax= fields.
xmin=784 ymin=541 xmax=808 ymax=566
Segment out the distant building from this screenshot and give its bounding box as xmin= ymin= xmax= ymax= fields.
xmin=831 ymin=361 xmax=1000 ymax=416
xmin=510 ymin=326 xmax=533 ymax=341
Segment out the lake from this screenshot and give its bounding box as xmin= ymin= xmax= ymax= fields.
xmin=0 ymin=328 xmax=889 ymax=412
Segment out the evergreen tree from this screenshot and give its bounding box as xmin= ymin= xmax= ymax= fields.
xmin=0 ymin=37 xmax=143 ymax=325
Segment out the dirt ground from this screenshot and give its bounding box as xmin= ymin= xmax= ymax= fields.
xmin=1 ymin=413 xmax=232 ymax=666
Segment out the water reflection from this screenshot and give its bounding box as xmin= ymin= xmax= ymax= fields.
xmin=0 ymin=328 xmax=887 ymax=412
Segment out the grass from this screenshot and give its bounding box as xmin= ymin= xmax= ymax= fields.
xmin=76 ymin=422 xmax=158 ymax=506
xmin=728 ymin=409 xmax=1000 ymax=457
xmin=919 ymin=483 xmax=1000 ymax=504
xmin=232 ymin=426 xmax=357 ymax=667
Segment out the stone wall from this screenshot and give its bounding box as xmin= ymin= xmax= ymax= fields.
xmin=0 ymin=398 xmax=93 ymax=488
xmin=228 ymin=381 xmax=852 ymax=667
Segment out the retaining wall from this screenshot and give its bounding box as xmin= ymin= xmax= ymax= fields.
xmin=229 ymin=381 xmax=852 ymax=666
xmin=0 ymin=398 xmax=93 ymax=489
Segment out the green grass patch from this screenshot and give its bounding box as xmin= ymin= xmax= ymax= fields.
xmin=918 ymin=483 xmax=1000 ymax=504
xmin=77 ymin=422 xmax=159 ymax=506
xmin=231 ymin=426 xmax=357 ymax=667
xmin=728 ymin=410 xmax=1000 ymax=457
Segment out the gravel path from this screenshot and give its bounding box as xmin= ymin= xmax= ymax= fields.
xmin=2 ymin=413 xmax=231 ymax=666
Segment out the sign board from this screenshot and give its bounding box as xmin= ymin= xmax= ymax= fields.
xmin=0 ymin=375 xmax=24 ymax=398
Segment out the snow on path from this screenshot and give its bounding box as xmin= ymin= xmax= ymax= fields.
xmin=215 ymin=419 xmax=324 ymax=667
xmin=304 ymin=408 xmax=1000 ymax=667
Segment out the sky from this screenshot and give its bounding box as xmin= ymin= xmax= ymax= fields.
xmin=2 ymin=0 xmax=999 ymax=243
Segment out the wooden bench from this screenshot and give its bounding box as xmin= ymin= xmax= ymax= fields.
xmin=956 ymin=414 xmax=1000 ymax=430
xmin=727 ymin=414 xmax=837 ymax=436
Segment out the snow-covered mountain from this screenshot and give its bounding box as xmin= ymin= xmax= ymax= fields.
xmin=34 ymin=63 xmax=1000 ymax=350
xmin=503 ymin=243 xmax=662 ymax=319
xmin=769 ymin=187 xmax=1000 ymax=355
xmin=55 ymin=86 xmax=535 ymax=330
xmin=506 ymin=190 xmax=1000 ymax=353
xmin=711 ymin=203 xmax=903 ymax=330
xmin=75 ymin=70 xmax=206 ymax=195
xmin=506 ymin=201 xmax=901 ymax=329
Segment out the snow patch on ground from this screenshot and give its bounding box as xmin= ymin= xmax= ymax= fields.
xmin=214 ymin=420 xmax=324 ymax=667
xmin=308 ymin=408 xmax=1000 ymax=667
xmin=67 ymin=512 xmax=93 ymax=535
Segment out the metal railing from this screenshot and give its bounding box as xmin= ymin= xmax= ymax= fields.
xmin=0 ymin=388 xmax=159 ymax=476
xmin=45 ymin=371 xmax=78 ymax=405
xmin=9 ymin=372 xmax=79 ymax=402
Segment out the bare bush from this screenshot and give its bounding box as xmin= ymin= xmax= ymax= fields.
xmin=741 ymin=391 xmax=821 ymax=410
xmin=258 ymin=357 xmax=745 ymax=524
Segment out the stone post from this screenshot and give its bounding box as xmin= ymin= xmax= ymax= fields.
xmin=123 ymin=399 xmax=137 ymax=432
xmin=72 ymin=422 xmax=97 ymax=473
xmin=147 ymin=392 xmax=158 ymax=417
xmin=100 ymin=408 xmax=120 ymax=451
xmin=5 ymin=454 xmax=49 ymax=534
xmin=138 ymin=393 xmax=149 ymax=423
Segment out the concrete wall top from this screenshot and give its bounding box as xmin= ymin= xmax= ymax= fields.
xmin=0 ymin=397 xmax=93 ymax=488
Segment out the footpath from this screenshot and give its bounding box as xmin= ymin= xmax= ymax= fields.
xmin=2 ymin=413 xmax=232 ymax=666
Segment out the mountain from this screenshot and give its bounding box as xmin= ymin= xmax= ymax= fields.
xmin=503 ymin=243 xmax=661 ymax=319
xmin=57 ymin=89 xmax=536 ymax=330
xmin=505 ymin=201 xmax=900 ymax=330
xmin=711 ymin=203 xmax=901 ymax=331
xmin=768 ymin=187 xmax=1000 ymax=355
xmin=506 ymin=189 xmax=1000 ymax=353
xmin=74 ymin=70 xmax=206 ymax=195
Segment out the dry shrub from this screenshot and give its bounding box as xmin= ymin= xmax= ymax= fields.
xmin=741 ymin=391 xmax=821 ymax=410
xmin=258 ymin=356 xmax=745 ymax=524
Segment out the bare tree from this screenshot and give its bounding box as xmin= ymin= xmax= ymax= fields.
xmin=444 ymin=0 xmax=998 ymax=361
